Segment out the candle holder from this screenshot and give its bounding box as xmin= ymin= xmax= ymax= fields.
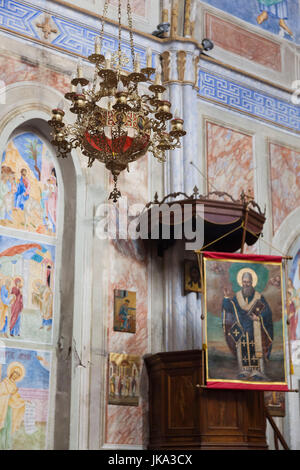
xmin=170 ymin=118 xmax=186 ymax=137
xmin=155 ymin=101 xmax=172 ymax=121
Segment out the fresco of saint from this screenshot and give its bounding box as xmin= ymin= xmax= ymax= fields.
xmin=203 ymin=253 xmax=287 ymax=390
xmin=113 ymin=289 xmax=136 ymax=333
xmin=1 ymin=132 xmax=58 ymax=236
xmin=9 ymin=278 xmax=24 ymax=337
xmin=0 ymin=235 xmax=55 ymax=344
xmin=0 ymin=349 xmax=51 ymax=449
xmin=222 ymin=269 xmax=273 ymax=381
xmin=0 ymin=361 xmax=26 ymax=449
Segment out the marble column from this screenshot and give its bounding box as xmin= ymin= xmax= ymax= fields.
xmin=182 ymin=51 xmax=199 ymax=195
xmin=168 ymin=50 xmax=184 ymax=194
xmin=163 ymin=241 xmax=187 ymax=351
xmin=182 ymin=50 xmax=202 ymax=350
xmin=162 ymin=48 xmax=185 ymax=351
xmin=162 ymin=44 xmax=203 ymax=351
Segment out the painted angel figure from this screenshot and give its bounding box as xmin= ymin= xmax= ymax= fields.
xmin=257 ymin=0 xmax=293 ymax=37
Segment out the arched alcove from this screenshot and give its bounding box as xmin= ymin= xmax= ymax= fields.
xmin=0 ymin=107 xmax=80 ymax=449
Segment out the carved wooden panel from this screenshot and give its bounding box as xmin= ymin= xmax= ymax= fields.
xmin=246 ymin=391 xmax=266 ymax=433
xmin=167 ymin=369 xmax=197 ymax=431
xmin=149 ymin=370 xmax=163 ymax=436
xmin=202 ymin=389 xmax=242 ymax=431
xmin=145 ymin=350 xmax=268 ymax=450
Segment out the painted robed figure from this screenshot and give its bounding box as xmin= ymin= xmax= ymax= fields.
xmin=257 ymin=0 xmax=293 ymax=36
xmin=222 ymin=269 xmax=273 ymax=381
xmin=0 ymin=362 xmax=26 ymax=449
xmin=203 ymin=252 xmax=287 ymax=391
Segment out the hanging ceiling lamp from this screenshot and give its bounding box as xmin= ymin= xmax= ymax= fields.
xmin=48 ymin=0 xmax=186 ymax=202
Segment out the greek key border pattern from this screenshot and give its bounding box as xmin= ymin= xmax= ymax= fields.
xmin=0 ymin=0 xmax=148 ymax=70
xmin=198 ymin=69 xmax=300 ymax=133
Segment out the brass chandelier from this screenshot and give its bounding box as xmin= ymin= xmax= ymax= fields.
xmin=49 ymin=0 xmax=186 ymax=202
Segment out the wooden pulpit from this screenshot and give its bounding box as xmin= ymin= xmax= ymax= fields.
xmin=145 ymin=350 xmax=268 ymax=450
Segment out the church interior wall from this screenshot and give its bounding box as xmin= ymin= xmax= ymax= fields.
xmin=0 ymin=0 xmax=300 ymax=451
xmin=48 ymin=0 xmax=161 ymax=35
xmin=197 ymin=96 xmax=300 ymax=449
xmin=194 ymin=0 xmax=300 ymax=90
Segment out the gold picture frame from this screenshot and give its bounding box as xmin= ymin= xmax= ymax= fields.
xmin=184 ymin=259 xmax=202 ymax=294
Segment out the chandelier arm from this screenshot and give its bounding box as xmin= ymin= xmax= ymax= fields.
xmin=148 ymin=120 xmax=161 ymax=132
xmin=141 ymin=95 xmax=159 ymax=111
xmin=127 ymin=82 xmax=138 ymax=95
xmin=151 ymin=120 xmax=168 ymax=133
xmin=143 ymin=101 xmax=159 ymax=114
xmin=140 ymin=106 xmax=153 ymax=116
xmin=169 ymin=136 xmax=181 ymax=148
xmin=91 ymin=68 xmax=99 ymax=95
xmin=141 ymin=93 xmax=156 ymax=101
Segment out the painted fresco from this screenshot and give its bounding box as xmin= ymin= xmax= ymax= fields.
xmin=0 ymin=345 xmax=51 ymax=450
xmin=106 ymin=155 xmax=148 ymax=446
xmin=110 ymin=0 xmax=146 ymax=17
xmin=0 ymin=55 xmax=70 ymax=95
xmin=108 ymin=353 xmax=141 ymax=406
xmin=269 ymin=143 xmax=300 ymax=234
xmin=204 ymin=254 xmax=287 ymax=390
xmin=114 ymin=289 xmax=136 ymax=333
xmin=202 ymin=0 xmax=299 ymax=42
xmin=206 ymin=121 xmax=254 ymax=200
xmin=1 ymin=132 xmax=58 ymax=236
xmin=289 ymin=250 xmax=300 ymax=367
xmin=0 ymin=235 xmax=55 ymax=344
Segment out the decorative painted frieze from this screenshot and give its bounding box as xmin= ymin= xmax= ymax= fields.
xmin=198 ymin=69 xmax=300 ymax=133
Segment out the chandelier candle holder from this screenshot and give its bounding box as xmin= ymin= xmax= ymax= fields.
xmin=48 ymin=0 xmax=186 ymax=201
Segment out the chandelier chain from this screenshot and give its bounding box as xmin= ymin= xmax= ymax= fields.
xmin=100 ymin=0 xmax=110 ymax=51
xmin=117 ymin=0 xmax=122 ymax=75
xmin=91 ymin=0 xmax=110 ymax=93
xmin=127 ymin=0 xmax=135 ymax=70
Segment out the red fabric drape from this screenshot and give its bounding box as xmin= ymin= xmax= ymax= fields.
xmin=202 ymin=251 xmax=282 ymax=263
xmin=205 ymin=382 xmax=288 ymax=391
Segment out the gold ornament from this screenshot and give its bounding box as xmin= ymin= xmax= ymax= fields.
xmin=48 ymin=0 xmax=186 ymax=201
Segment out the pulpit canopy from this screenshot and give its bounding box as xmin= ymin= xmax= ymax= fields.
xmin=139 ymin=189 xmax=266 ymax=255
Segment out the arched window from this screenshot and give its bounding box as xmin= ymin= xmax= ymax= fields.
xmin=0 ymin=130 xmax=61 ymax=450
